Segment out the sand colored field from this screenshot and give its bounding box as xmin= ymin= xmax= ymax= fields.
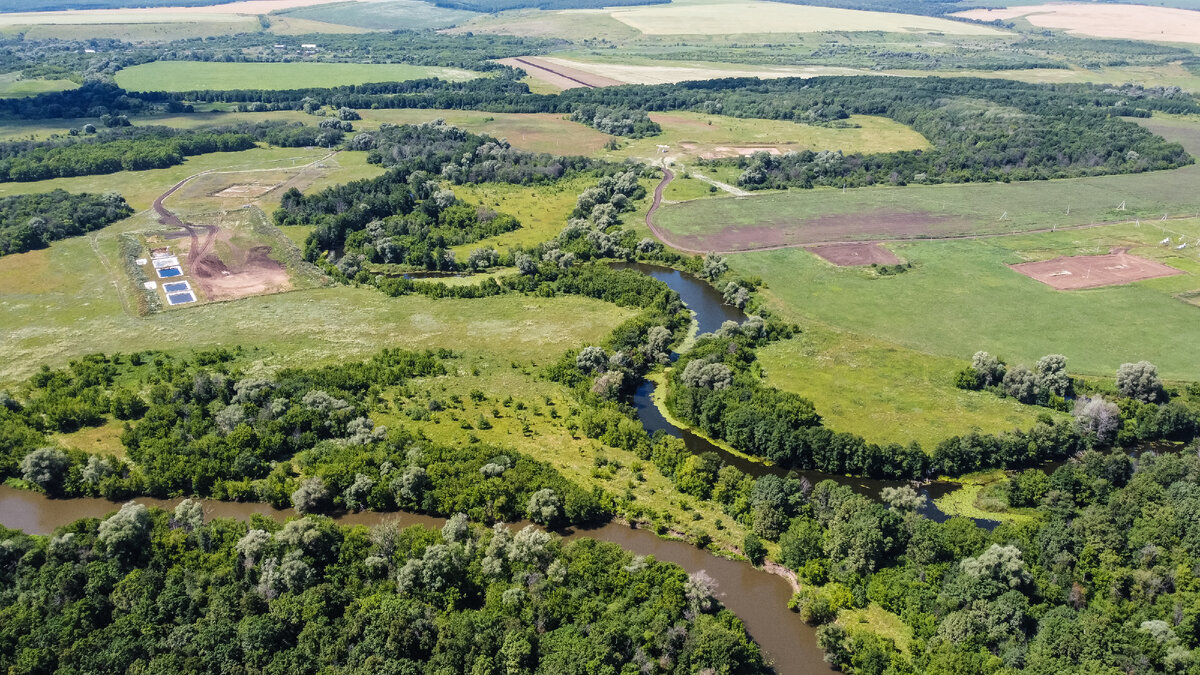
xmin=533 ymin=56 xmax=870 ymax=85
xmin=605 ymin=1 xmax=1008 ymax=35
xmin=0 ymin=0 xmax=348 ymax=24
xmin=955 ymin=3 xmax=1200 ymax=44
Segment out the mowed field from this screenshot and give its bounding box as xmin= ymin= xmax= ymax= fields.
xmin=0 ymin=73 xmax=78 ymax=99
xmin=520 ymin=55 xmax=873 ymax=87
xmin=114 ymin=61 xmax=479 ymax=92
xmin=604 ymin=0 xmax=1007 ymax=36
xmin=277 ymin=0 xmax=478 ymax=30
xmin=955 ymin=3 xmax=1200 ymax=45
xmin=655 ymin=114 xmax=1200 ymax=252
xmin=607 ymin=112 xmax=930 ymax=162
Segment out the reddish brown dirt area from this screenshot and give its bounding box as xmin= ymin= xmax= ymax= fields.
xmin=672 ymin=209 xmax=968 ymax=253
xmin=808 ymin=242 xmax=901 ymax=266
xmin=156 ymin=177 xmax=291 ymax=303
xmin=1010 ymin=249 xmax=1184 ymax=290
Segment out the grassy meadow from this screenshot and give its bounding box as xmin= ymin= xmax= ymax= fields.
xmin=114 ymin=61 xmax=480 ymax=92
xmin=0 ymin=73 xmax=78 ymax=98
xmin=277 ymin=0 xmax=478 ymax=30
xmin=606 ymin=112 xmax=929 ymax=162
xmin=733 ymin=217 xmax=1200 ymax=381
xmin=357 ymin=109 xmax=611 ymax=156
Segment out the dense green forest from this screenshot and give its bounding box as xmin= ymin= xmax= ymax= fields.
xmin=0 ymin=511 xmax=766 ymax=674
xmin=135 ymin=76 xmax=1200 ymax=187
xmin=0 ymin=189 xmax=131 ymax=256
xmin=0 ymin=121 xmax=353 ymax=182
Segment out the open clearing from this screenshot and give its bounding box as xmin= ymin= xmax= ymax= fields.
xmin=607 ymin=112 xmax=930 ymax=162
xmin=808 ymin=242 xmax=900 ymax=266
xmin=0 ymin=73 xmax=78 ymax=98
xmin=604 ymin=1 xmax=1007 ymax=35
xmin=356 ymin=108 xmax=611 ymax=156
xmin=279 ymin=0 xmax=477 ymax=30
xmin=956 ymin=3 xmax=1200 ymax=45
xmin=115 ymin=61 xmax=479 ymax=92
xmin=1010 ymin=248 xmax=1184 ymax=290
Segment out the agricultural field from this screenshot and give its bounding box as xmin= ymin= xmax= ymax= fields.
xmin=514 ymin=55 xmax=874 ymax=87
xmin=114 ymin=61 xmax=480 ymax=91
xmin=276 ymin=0 xmax=479 ymax=30
xmin=606 ymin=112 xmax=930 ymax=162
xmin=601 ymin=0 xmax=1007 ymax=36
xmin=955 ymin=3 xmax=1200 ymax=45
xmin=0 ymin=146 xmax=374 ymax=210
xmin=0 ymin=73 xmax=78 ymax=98
xmin=10 ymin=18 xmax=262 ymax=40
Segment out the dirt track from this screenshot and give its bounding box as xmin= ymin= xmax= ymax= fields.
xmin=644 ymin=169 xmax=1200 ymax=257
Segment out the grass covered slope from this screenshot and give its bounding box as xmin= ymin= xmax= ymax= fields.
xmin=114 ymin=61 xmax=480 ymax=92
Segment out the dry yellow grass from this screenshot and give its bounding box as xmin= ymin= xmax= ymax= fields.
xmin=955 ymin=3 xmax=1200 ymax=45
xmin=606 ymin=0 xmax=1007 ymax=35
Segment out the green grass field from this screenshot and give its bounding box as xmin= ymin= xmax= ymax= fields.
xmin=358 ymin=109 xmax=611 ymax=156
xmin=734 ymin=218 xmax=1200 ymax=381
xmin=756 ymin=327 xmax=1049 ymax=449
xmin=0 ymin=73 xmax=78 ymax=98
xmin=605 ymin=112 xmax=929 ymax=162
xmin=656 ymin=115 xmax=1200 ymax=250
xmin=278 ymin=0 xmax=478 ymax=30
xmin=0 ymin=146 xmax=377 ymax=211
xmin=13 ymin=18 xmax=262 ymax=40
xmin=0 ymin=216 xmax=633 ymax=386
xmin=114 ymin=61 xmax=480 ymax=92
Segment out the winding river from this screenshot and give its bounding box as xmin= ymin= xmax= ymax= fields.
xmin=0 ymin=261 xmax=988 ymax=674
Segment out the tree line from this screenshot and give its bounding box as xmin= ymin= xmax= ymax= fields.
xmin=0 ymin=189 xmax=132 ymax=256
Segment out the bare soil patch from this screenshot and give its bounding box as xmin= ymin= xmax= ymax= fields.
xmin=698 ymin=146 xmax=782 ymax=160
xmin=808 ymin=242 xmax=901 ymax=266
xmin=955 ymin=4 xmax=1200 ymax=45
xmin=670 ymin=209 xmax=968 ymax=252
xmin=1010 ymin=249 xmax=1184 ymax=290
xmin=213 ymin=182 xmax=279 ymax=198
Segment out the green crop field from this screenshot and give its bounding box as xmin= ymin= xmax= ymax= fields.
xmin=277 ymin=0 xmax=478 ymax=30
xmin=0 ymin=73 xmax=78 ymax=98
xmin=114 ymin=61 xmax=480 ymax=92
xmin=733 ymin=218 xmax=1200 ymax=381
xmin=14 ymin=19 xmax=262 ymax=41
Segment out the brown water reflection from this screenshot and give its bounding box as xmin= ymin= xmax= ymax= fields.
xmin=0 ymin=485 xmax=829 ymax=674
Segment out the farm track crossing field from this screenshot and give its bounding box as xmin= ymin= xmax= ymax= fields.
xmin=114 ymin=61 xmax=480 ymax=92
xmin=604 ymin=0 xmax=1008 ymax=35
